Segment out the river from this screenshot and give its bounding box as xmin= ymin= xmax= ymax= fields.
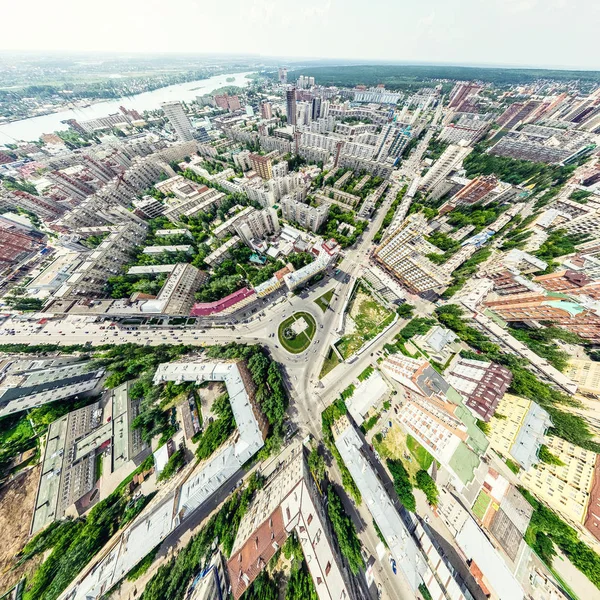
xmin=0 ymin=71 xmax=255 ymax=144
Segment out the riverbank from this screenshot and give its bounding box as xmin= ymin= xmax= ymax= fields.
xmin=0 ymin=71 xmax=255 ymax=144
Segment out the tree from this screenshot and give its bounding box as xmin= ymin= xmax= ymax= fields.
xmin=539 ymin=445 xmax=565 ymax=466
xmin=396 ymin=303 xmax=415 ymax=318
xmin=415 ymin=470 xmax=439 ymax=506
xmin=308 ymin=448 xmax=326 ymax=482
xmin=387 ymin=459 xmax=416 ymax=512
xmin=327 ymin=487 xmax=364 ymax=574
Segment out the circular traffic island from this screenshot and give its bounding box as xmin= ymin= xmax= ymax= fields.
xmin=277 ymin=312 xmax=317 ymax=354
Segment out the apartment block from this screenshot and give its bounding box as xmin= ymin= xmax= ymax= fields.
xmin=374 ymin=215 xmax=451 ymax=295
xmin=0 ymin=219 xmax=45 ymax=265
xmin=54 ymin=219 xmax=148 ymax=299
xmin=484 ymin=292 xmax=600 ymax=343
xmin=249 ymin=153 xmax=273 ymax=180
xmin=281 ymin=197 xmax=328 ymax=232
xmin=382 ymin=354 xmax=489 ymax=489
xmin=419 ymin=142 xmax=472 ymax=193
xmin=157 ymin=263 xmax=207 ymax=315
xmin=162 ymin=101 xmax=197 ymax=142
xmin=520 ymin=436 xmax=600 ymax=544
xmin=444 ymin=357 xmax=512 ymax=422
xmin=534 ymin=269 xmax=600 ymax=300
xmin=0 ymin=357 xmax=104 ymax=418
xmin=228 ymin=444 xmax=356 ymax=600
xmin=487 ymin=394 xmax=551 ymax=470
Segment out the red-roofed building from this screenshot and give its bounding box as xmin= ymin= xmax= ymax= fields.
xmin=190 ymin=287 xmax=256 ymax=317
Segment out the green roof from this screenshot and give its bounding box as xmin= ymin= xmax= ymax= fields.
xmin=449 ymin=442 xmax=481 ymax=486
xmin=543 ymin=300 xmax=585 ymax=317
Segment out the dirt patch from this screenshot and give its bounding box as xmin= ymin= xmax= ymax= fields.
xmin=198 ymin=381 xmax=226 ymax=422
xmin=0 ymin=465 xmax=43 ymax=595
xmin=373 ymin=423 xmax=421 ymax=479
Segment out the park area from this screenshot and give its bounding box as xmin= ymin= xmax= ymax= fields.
xmin=278 ymin=312 xmax=317 ymax=354
xmin=336 ymin=285 xmax=394 ymax=359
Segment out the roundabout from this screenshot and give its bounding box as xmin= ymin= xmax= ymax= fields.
xmin=277 ymin=312 xmax=317 ymax=354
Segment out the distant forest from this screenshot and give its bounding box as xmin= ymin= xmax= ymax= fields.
xmin=280 ymin=64 xmax=600 ymax=89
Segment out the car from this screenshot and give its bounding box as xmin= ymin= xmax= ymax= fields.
xmin=389 ymin=556 xmax=397 ymax=575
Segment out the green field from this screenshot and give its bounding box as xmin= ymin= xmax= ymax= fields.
xmin=315 ymin=289 xmax=335 ymax=313
xmin=319 ymin=347 xmax=341 ymax=379
xmin=406 ymin=435 xmax=434 ymax=470
xmin=336 ymin=286 xmax=394 ymax=359
xmin=278 ymin=312 xmax=317 ymax=354
xmin=472 ymin=490 xmax=492 ymax=520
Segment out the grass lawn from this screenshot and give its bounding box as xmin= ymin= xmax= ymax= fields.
xmin=315 ymin=289 xmax=335 ymax=313
xmin=406 ymin=434 xmax=434 ymax=470
xmin=336 ymin=286 xmax=394 ymax=359
xmin=319 ymin=347 xmax=341 ymax=379
xmin=278 ymin=312 xmax=317 ymax=354
xmin=373 ymin=423 xmax=421 ymax=480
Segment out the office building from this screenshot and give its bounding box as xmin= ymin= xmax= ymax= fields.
xmin=286 ymin=87 xmax=297 ymax=126
xmin=228 ymin=444 xmax=356 ymax=600
xmin=444 ymin=357 xmax=512 ymax=422
xmin=311 ymin=97 xmax=321 ymax=120
xmin=419 ymin=142 xmax=473 ymax=193
xmin=162 ymin=101 xmax=197 ymax=142
xmin=487 ymin=394 xmax=551 ymax=470
xmin=281 ymin=197 xmax=328 ymax=232
xmin=0 ymin=357 xmax=104 ymax=418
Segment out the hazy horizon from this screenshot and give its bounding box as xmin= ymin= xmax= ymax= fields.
xmin=1 ymin=0 xmax=598 ymax=71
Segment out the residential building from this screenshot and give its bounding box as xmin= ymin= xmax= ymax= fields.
xmin=133 ymin=195 xmax=165 ymax=219
xmin=260 ymin=101 xmax=273 ymax=120
xmin=444 ymin=357 xmax=513 ymax=422
xmin=249 ymin=153 xmax=273 ymax=180
xmin=54 ymin=219 xmax=148 ymax=299
xmin=520 ymin=436 xmax=600 ymax=546
xmin=0 ymin=219 xmax=45 ymax=265
xmin=228 ymin=444 xmax=356 ymax=600
xmin=204 ymin=236 xmax=241 ymax=267
xmin=283 ymin=247 xmax=337 ymax=290
xmin=190 ymin=287 xmax=256 ymax=317
xmin=487 ymin=394 xmax=551 ymax=470
xmin=448 ymin=83 xmax=482 ymax=110
xmin=286 ymin=87 xmax=297 ymax=126
xmin=214 ymin=94 xmax=241 ymax=112
xmin=280 ymin=197 xmax=328 ymax=232
xmin=0 ymin=186 xmax=66 ymax=221
xmin=234 ymin=207 xmax=280 ymax=245
xmin=186 ymin=553 xmax=228 ymax=600
xmin=567 ymin=359 xmax=600 ymax=399
xmin=353 ymin=87 xmax=403 ymax=104
xmin=411 ymin=326 xmax=460 ymax=365
xmin=419 ymin=142 xmax=473 ymax=193
xmin=156 ymin=263 xmax=207 ymax=315
xmin=443 ymin=175 xmax=499 ymax=211
xmin=382 ymin=354 xmax=489 ymax=489
xmin=333 ymin=414 xmax=485 ymax=600
xmin=374 ymin=215 xmax=452 ymax=295
xmin=0 ymin=357 xmax=104 ymax=418
xmin=484 ymin=292 xmax=600 ymax=343
xmin=162 ymin=101 xmax=197 ymax=142
xmin=534 ymin=269 xmax=600 ymax=301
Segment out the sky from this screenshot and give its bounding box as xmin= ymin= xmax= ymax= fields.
xmin=1 ymin=0 xmax=599 ymax=70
